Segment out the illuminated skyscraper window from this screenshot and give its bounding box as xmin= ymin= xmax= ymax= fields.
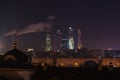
xmin=77 ymin=29 xmax=82 ymax=49
xmin=68 ymin=27 xmax=74 ymax=50
xmin=69 ymin=37 xmax=74 ymax=50
xmin=45 ymin=35 xmax=52 ymax=51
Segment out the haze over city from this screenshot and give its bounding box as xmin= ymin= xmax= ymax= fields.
xmin=1 ymin=1 xmax=120 ymax=80
xmin=0 ymin=0 xmax=120 ymax=51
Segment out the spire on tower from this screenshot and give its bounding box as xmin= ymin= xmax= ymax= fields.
xmin=13 ymin=42 xmax=18 ymax=49
xmin=13 ymin=33 xmax=19 ymax=49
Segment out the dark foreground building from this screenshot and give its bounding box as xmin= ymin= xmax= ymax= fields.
xmin=0 ymin=43 xmax=34 ymax=80
xmin=0 ymin=43 xmax=32 ymax=68
xmin=0 ymin=43 xmax=120 ymax=80
xmin=31 ymin=67 xmax=120 ymax=80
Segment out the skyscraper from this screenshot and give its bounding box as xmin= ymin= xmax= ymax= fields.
xmin=68 ymin=27 xmax=74 ymax=50
xmin=45 ymin=34 xmax=52 ymax=51
xmin=77 ymin=29 xmax=82 ymax=49
xmin=52 ymin=30 xmax=62 ymax=51
xmin=56 ymin=30 xmax=62 ymax=50
xmin=61 ymin=38 xmax=68 ymax=49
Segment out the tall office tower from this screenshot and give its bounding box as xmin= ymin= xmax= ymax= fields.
xmin=77 ymin=29 xmax=82 ymax=49
xmin=45 ymin=34 xmax=52 ymax=51
xmin=52 ymin=34 xmax=57 ymax=51
xmin=68 ymin=27 xmax=74 ymax=50
xmin=52 ymin=30 xmax=62 ymax=51
xmin=56 ymin=30 xmax=62 ymax=51
xmin=61 ymin=38 xmax=68 ymax=49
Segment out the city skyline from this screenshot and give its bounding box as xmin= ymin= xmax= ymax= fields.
xmin=0 ymin=0 xmax=120 ymax=50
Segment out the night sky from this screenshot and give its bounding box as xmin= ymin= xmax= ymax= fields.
xmin=0 ymin=0 xmax=120 ymax=51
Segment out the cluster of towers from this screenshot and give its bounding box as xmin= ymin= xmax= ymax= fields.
xmin=45 ymin=27 xmax=82 ymax=51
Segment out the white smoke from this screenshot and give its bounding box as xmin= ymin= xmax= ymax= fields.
xmin=3 ymin=16 xmax=55 ymax=36
xmin=48 ymin=16 xmax=56 ymax=20
xmin=17 ymin=22 xmax=51 ymax=35
xmin=3 ymin=29 xmax=17 ymax=36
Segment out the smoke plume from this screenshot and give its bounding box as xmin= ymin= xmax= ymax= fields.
xmin=3 ymin=16 xmax=55 ymax=36
xmin=17 ymin=22 xmax=51 ymax=35
xmin=3 ymin=29 xmax=17 ymax=36
xmin=48 ymin=16 xmax=56 ymax=20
